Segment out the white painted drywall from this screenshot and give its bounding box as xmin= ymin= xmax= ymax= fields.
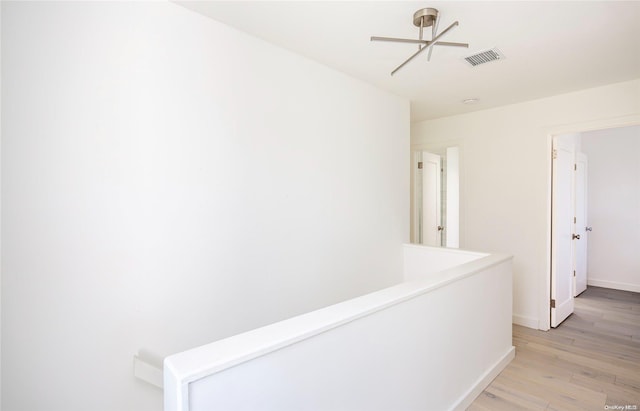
xmin=167 ymin=248 xmax=513 ymax=411
xmin=1 ymin=2 xmax=409 ymax=410
xmin=581 ymin=125 xmax=640 ymax=292
xmin=403 ymin=244 xmax=486 ymax=282
xmin=411 ymin=79 xmax=640 ymax=330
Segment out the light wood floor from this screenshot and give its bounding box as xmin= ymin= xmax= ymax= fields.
xmin=468 ymin=286 xmax=640 ymax=411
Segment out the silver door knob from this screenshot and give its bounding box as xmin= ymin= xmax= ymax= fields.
xmin=585 ymin=227 xmax=593 ymax=232
xmin=572 ymin=234 xmax=581 ymax=240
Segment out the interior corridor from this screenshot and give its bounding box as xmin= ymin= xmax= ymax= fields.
xmin=468 ymin=286 xmax=640 ymax=411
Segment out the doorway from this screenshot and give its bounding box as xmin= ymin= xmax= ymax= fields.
xmin=412 ymin=147 xmax=459 ymax=248
xmin=549 ymin=123 xmax=640 ymax=328
xmin=579 ymin=125 xmax=640 ymax=292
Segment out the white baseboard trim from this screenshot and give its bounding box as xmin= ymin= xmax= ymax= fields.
xmin=588 ymin=279 xmax=640 ymax=293
xmin=512 ymin=314 xmax=538 ymax=329
xmin=451 ymin=346 xmax=516 ymax=411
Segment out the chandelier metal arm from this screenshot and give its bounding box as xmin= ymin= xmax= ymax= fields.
xmin=370 ymin=36 xmax=429 ymax=44
xmin=427 ymin=12 xmax=439 ymax=60
xmin=435 ymin=41 xmax=469 ymax=48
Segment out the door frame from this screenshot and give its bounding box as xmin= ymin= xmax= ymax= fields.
xmin=542 ymin=114 xmax=640 ymax=331
xmin=574 ymin=152 xmax=588 ymax=297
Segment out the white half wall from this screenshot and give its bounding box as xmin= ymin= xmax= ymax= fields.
xmin=581 ymin=125 xmax=640 ymax=293
xmin=1 ymin=2 xmax=409 ymax=410
xmin=411 ymin=79 xmax=640 ymax=330
xmin=165 ymin=247 xmax=513 ymax=411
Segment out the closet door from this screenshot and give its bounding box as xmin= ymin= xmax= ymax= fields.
xmin=421 ymin=151 xmax=442 ymax=247
xmin=551 ymin=139 xmax=575 ymax=327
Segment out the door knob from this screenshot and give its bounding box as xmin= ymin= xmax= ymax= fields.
xmin=572 ymin=234 xmax=581 ymax=240
xmin=437 ymin=226 xmax=444 ymax=231
xmin=585 ymin=227 xmax=593 ymax=232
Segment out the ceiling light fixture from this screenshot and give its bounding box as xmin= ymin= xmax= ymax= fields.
xmin=371 ymin=7 xmax=469 ymax=76
xmin=462 ymin=98 xmax=479 ymax=104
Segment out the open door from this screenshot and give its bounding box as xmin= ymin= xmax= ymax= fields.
xmin=421 ymin=151 xmax=442 ymax=246
xmin=574 ymin=152 xmax=588 ymax=296
xmin=551 ymin=138 xmax=575 ymax=327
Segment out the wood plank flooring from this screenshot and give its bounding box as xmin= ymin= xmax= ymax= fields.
xmin=468 ymin=286 xmax=640 ymax=411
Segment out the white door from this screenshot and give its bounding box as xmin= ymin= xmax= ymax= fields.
xmin=421 ymin=151 xmax=442 ymax=246
xmin=551 ymin=139 xmax=575 ymax=327
xmin=574 ymin=152 xmax=588 ymax=296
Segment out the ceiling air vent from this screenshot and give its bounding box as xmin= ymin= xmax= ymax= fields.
xmin=464 ymin=48 xmax=505 ymax=67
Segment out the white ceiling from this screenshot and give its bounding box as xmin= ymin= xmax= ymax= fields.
xmin=176 ymin=1 xmax=640 ymax=122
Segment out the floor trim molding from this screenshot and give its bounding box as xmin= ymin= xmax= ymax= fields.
xmin=512 ymin=314 xmax=538 ymax=329
xmin=452 ymin=346 xmax=516 ymax=411
xmin=587 ymin=279 xmax=640 ymax=293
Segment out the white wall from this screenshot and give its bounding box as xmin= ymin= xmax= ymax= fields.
xmin=1 ymin=2 xmax=409 ymax=410
xmin=167 ymin=247 xmax=513 ymax=411
xmin=411 ymin=79 xmax=640 ymax=330
xmin=581 ymin=125 xmax=640 ymax=292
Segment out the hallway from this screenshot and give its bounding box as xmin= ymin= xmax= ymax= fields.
xmin=469 ymin=286 xmax=640 ymax=411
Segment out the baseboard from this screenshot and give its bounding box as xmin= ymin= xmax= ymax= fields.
xmin=451 ymin=346 xmax=516 ymax=411
xmin=512 ymin=314 xmax=538 ymax=329
xmin=587 ymin=279 xmax=640 ymax=293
